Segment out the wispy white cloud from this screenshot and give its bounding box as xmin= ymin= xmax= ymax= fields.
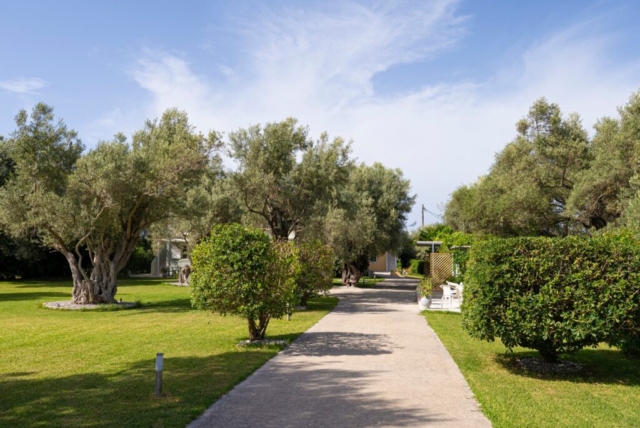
xmin=0 ymin=77 xmax=48 ymax=94
xmin=123 ymin=0 xmax=640 ymax=227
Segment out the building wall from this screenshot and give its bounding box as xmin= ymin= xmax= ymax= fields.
xmin=368 ymin=252 xmax=397 ymax=272
xmin=386 ymin=252 xmax=397 ymax=271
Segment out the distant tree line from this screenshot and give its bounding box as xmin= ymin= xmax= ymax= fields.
xmin=443 ymin=89 xmax=640 ymax=237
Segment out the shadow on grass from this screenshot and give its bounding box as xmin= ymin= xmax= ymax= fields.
xmin=0 ymin=351 xmax=272 ymax=428
xmin=119 ymin=278 xmax=177 ymax=287
xmin=0 ymin=291 xmax=69 ymax=302
xmin=304 ymin=296 xmax=338 ymax=311
xmin=0 ymin=349 xmax=444 ymax=428
xmin=120 ymin=298 xmax=194 ymax=315
xmin=367 ymin=284 xmax=418 ymax=291
xmin=8 ymin=278 xmax=170 ymax=289
xmin=8 ymin=281 xmax=70 ymax=289
xmin=494 ymin=348 xmax=640 ymax=386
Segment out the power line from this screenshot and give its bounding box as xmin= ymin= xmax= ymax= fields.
xmin=421 ymin=204 xmax=442 ymax=227
xmin=425 ymin=208 xmax=441 ymax=219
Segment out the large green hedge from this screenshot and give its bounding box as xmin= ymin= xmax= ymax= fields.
xmin=462 ymin=236 xmax=640 ymax=362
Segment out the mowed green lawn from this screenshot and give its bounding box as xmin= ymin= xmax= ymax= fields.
xmin=425 ymin=312 xmax=640 ymax=428
xmin=0 ymin=278 xmax=337 ymax=428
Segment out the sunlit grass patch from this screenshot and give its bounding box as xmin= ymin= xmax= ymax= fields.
xmin=0 ymin=278 xmax=337 ymax=427
xmin=425 ymin=311 xmax=640 ymax=428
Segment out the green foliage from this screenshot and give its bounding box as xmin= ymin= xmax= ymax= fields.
xmin=150 ymin=168 xmax=243 ymax=254
xmin=417 ymin=277 xmax=432 ymax=297
xmin=397 ymin=231 xmax=416 ymax=268
xmin=462 ymin=236 xmax=640 ymax=362
xmin=294 ymin=240 xmax=333 ymax=306
xmin=616 ymin=335 xmax=640 ymax=357
xmin=190 ymin=224 xmax=299 ymax=340
xmin=444 ymin=98 xmax=590 ymax=237
xmin=444 ymin=89 xmax=640 ymax=237
xmin=0 ymin=142 xmax=15 ymax=187
xmin=415 ymin=224 xmax=475 ymax=280
xmin=569 ymin=90 xmax=640 ymax=229
xmin=229 ymin=118 xmax=352 ymax=239
xmin=408 ymin=259 xmax=424 ymax=275
xmin=0 ymin=232 xmax=71 ymax=279
xmin=319 ymin=163 xmax=415 ymax=285
xmin=0 ymin=104 xmax=222 ymax=304
xmin=417 ymin=224 xmax=454 ymax=241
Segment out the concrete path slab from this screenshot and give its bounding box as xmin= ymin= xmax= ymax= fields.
xmin=189 ymin=280 xmax=491 ymax=428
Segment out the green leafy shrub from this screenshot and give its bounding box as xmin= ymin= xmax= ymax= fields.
xmin=409 ymin=259 xmax=424 ymax=275
xmin=190 ymin=224 xmax=299 ymax=341
xmin=616 ymin=335 xmax=640 ymax=357
xmin=445 ymin=275 xmax=463 ymax=284
xmin=295 ymin=240 xmax=333 ymax=307
xmin=462 ymin=236 xmax=640 ymax=362
xmin=417 ymin=277 xmax=432 ymax=298
xmin=398 ymin=232 xmax=417 ymax=268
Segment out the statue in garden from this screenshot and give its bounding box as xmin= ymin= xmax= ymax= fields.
xmin=179 ymin=265 xmax=191 ymax=285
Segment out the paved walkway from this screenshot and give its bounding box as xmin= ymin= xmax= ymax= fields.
xmin=189 ymin=278 xmax=491 ymax=428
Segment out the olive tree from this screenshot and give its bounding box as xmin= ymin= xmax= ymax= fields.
xmin=228 ymin=118 xmax=352 ymax=240
xmin=569 ymin=90 xmax=640 ymax=229
xmin=321 ymin=163 xmax=414 ymax=285
xmin=190 ymin=224 xmax=299 ymax=341
xmin=149 ymin=170 xmax=242 ymax=255
xmin=0 ymin=104 xmax=221 ymax=304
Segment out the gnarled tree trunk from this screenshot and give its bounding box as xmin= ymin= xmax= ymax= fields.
xmin=57 ymin=235 xmax=139 ymax=305
xmin=342 ymin=263 xmax=362 ymax=287
xmin=70 ymin=256 xmax=119 ymax=304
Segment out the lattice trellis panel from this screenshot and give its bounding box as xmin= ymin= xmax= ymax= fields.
xmin=430 ymin=253 xmax=453 ymax=288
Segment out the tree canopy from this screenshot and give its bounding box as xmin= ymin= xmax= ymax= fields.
xmin=320 ymin=163 xmax=415 ymax=285
xmin=0 ymin=104 xmax=415 ymax=304
xmin=568 ymin=90 xmax=640 ymax=230
xmin=228 ymin=118 xmax=352 ymax=240
xmin=444 ymin=97 xmax=591 ymax=237
xmin=0 ymin=104 xmax=221 ymax=303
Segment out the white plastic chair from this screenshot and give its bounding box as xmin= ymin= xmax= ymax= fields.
xmin=441 ymin=284 xmax=457 ymax=308
xmin=455 ymin=282 xmax=464 ymax=304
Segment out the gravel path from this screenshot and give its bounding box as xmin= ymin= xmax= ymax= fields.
xmin=189 ymin=278 xmax=491 ymax=428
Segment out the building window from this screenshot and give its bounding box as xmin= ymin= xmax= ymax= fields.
xmin=370 ymin=255 xmax=377 ymax=262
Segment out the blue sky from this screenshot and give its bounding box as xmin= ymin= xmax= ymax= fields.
xmin=1 ymin=0 xmax=640 ymax=228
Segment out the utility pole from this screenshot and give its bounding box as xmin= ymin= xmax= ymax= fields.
xmin=421 ymin=204 xmax=425 ymax=228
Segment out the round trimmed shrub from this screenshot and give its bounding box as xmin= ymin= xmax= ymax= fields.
xmin=462 ymin=236 xmax=640 ymax=362
xmin=190 ymin=224 xmax=299 ymax=341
